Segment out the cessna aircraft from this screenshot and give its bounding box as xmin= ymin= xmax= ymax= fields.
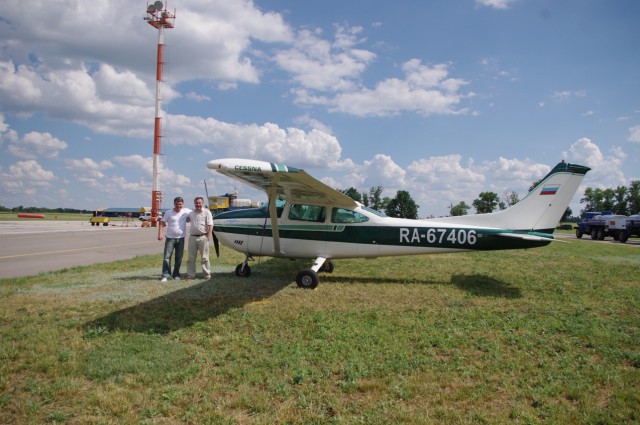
xmin=208 ymin=158 xmax=590 ymax=289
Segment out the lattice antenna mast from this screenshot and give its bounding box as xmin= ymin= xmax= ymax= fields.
xmin=144 ymin=1 xmax=175 ymax=227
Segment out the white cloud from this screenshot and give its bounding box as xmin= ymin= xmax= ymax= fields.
xmin=563 ymin=137 xmax=626 ymax=187
xmin=274 ymin=25 xmax=376 ymax=92
xmin=7 ymin=131 xmax=68 ymax=159
xmin=628 ymin=125 xmax=640 ymax=143
xmin=475 ymin=0 xmax=517 ymax=9
xmin=185 ymin=91 xmax=211 ymax=102
xmin=551 ymin=90 xmax=587 ymax=102
xmin=478 ymin=157 xmax=549 ymax=186
xmin=330 ymin=59 xmax=471 ymax=117
xmin=0 ymin=160 xmax=54 ymax=195
xmin=66 ymin=158 xmax=114 ymax=179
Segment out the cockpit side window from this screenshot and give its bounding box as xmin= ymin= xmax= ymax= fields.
xmin=288 ymin=204 xmax=326 ymax=222
xmin=331 ymin=208 xmax=369 ymax=223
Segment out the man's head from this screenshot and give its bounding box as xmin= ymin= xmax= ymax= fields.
xmin=173 ymin=197 xmax=184 ymax=211
xmin=194 ymin=196 xmax=204 ymax=210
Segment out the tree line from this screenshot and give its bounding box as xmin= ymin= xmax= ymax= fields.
xmin=340 ymin=186 xmax=419 ymax=219
xmin=0 ymin=206 xmax=85 ymax=214
xmin=579 ymin=181 xmax=640 ymax=216
xmin=340 ymin=179 xmax=640 ymax=219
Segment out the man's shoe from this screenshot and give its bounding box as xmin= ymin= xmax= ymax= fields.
xmin=174 ymin=276 xmax=181 ymax=281
xmin=203 ymin=275 xmax=211 ymax=280
xmin=160 ymin=277 xmax=168 ymax=282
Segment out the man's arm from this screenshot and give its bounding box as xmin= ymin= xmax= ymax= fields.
xmin=158 ymin=218 xmax=166 ymax=241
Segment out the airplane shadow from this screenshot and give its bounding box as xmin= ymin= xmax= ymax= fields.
xmin=321 ymin=273 xmax=521 ymax=299
xmin=85 ymin=271 xmax=291 ymax=335
xmin=450 ymin=274 xmax=522 ymax=299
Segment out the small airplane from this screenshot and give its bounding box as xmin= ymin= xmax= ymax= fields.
xmin=207 ymin=158 xmax=590 ymax=289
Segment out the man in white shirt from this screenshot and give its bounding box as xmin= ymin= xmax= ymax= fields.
xmin=186 ymin=196 xmax=214 ymax=279
xmin=159 ymin=197 xmax=192 ymax=281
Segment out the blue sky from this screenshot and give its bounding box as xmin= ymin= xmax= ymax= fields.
xmin=1 ymin=0 xmax=638 ymax=217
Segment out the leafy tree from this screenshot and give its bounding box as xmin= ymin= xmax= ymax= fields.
xmin=529 ymin=180 xmax=541 ymax=193
xmin=580 ymin=187 xmax=605 ymax=214
xmin=381 ymin=196 xmax=391 ymax=212
xmin=341 ymin=187 xmax=362 ymax=203
xmin=472 ymin=192 xmax=500 ymax=214
xmin=627 ymin=181 xmax=640 ymax=214
xmin=385 ymin=190 xmax=419 ymax=219
xmin=613 ymin=186 xmax=628 ymax=215
xmin=601 ymin=188 xmax=616 ymax=212
xmin=368 ymin=186 xmax=384 ymax=211
xmin=449 ymin=201 xmax=470 ymax=216
xmin=504 ymin=191 xmax=520 ymax=207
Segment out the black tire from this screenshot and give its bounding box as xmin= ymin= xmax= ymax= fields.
xmin=296 ymin=269 xmax=319 ymax=289
xmin=590 ymin=231 xmax=597 ymax=240
xmin=320 ymin=260 xmax=334 ymax=273
xmin=575 ymin=229 xmax=583 ymax=239
xmin=619 ymin=230 xmax=629 ymax=243
xmin=597 ymin=228 xmax=605 ymax=240
xmin=235 ymin=263 xmax=251 ymax=277
xmin=103 ymin=222 xmax=108 ymax=226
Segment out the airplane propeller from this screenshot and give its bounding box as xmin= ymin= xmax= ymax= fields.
xmin=212 ymin=231 xmax=220 ymax=257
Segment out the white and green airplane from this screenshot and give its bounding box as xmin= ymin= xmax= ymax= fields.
xmin=207 ymin=158 xmax=590 ymax=289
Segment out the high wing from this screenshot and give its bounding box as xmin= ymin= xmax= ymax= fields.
xmin=207 ymin=158 xmax=356 ymax=255
xmin=207 ymin=158 xmax=357 ymax=209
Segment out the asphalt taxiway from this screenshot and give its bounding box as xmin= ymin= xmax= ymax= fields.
xmin=0 ymin=221 xmax=165 ymax=279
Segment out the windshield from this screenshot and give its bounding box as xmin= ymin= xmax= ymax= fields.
xmin=361 ymin=206 xmax=386 ymax=217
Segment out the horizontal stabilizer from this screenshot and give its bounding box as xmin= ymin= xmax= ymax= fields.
xmin=494 ymin=232 xmax=555 ymax=242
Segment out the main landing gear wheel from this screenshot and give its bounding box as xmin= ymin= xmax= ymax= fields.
xmin=235 ymin=263 xmax=251 ymax=277
xmin=320 ymin=259 xmax=334 ymax=273
xmin=296 ymin=269 xmax=319 ymax=289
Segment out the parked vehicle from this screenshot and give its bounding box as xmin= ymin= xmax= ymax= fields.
xmin=619 ymin=214 xmax=640 ymax=243
xmin=576 ymin=211 xmax=612 ymax=239
xmin=139 ymin=211 xmax=163 ymax=221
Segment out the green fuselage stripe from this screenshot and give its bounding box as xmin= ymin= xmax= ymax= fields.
xmin=214 ymin=224 xmax=552 ymax=251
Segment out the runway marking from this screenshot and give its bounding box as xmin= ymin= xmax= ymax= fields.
xmin=0 ymin=240 xmax=156 ymax=259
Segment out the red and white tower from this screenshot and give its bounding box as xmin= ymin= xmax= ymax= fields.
xmin=145 ymin=1 xmax=175 ymax=227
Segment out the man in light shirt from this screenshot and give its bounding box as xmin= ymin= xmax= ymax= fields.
xmin=186 ymin=196 xmax=214 ymax=280
xmin=159 ymin=197 xmax=192 ymax=282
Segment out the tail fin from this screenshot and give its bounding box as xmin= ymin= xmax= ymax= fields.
xmin=438 ymin=161 xmax=590 ymax=232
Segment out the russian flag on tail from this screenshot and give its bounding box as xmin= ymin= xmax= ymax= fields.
xmin=540 ymin=184 xmax=560 ymax=195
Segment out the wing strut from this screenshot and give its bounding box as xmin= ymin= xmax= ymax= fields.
xmin=268 ymin=175 xmax=282 ymax=256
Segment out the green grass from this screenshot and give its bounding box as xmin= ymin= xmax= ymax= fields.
xmin=0 ymin=241 xmax=638 ymax=424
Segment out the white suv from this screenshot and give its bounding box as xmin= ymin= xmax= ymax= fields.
xmin=139 ymin=211 xmax=162 ymax=221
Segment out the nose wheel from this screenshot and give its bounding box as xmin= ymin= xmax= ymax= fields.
xmin=235 ymin=256 xmax=253 ymax=277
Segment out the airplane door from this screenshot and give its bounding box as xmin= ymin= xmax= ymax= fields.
xmin=281 ymin=203 xmax=327 ymax=258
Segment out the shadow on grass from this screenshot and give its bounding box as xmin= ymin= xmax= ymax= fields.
xmin=85 ymin=270 xmax=291 ymax=335
xmin=320 ymin=274 xmax=444 ymax=286
xmin=319 ymin=271 xmax=520 ymax=299
xmin=451 ymin=274 xmax=522 ymax=298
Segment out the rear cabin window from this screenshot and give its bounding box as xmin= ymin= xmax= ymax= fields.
xmin=331 ymin=208 xmax=369 ymax=224
xmin=288 ymin=204 xmax=327 ymax=222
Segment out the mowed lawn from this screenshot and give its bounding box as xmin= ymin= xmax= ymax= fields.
xmin=0 ymin=239 xmax=638 ymax=424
